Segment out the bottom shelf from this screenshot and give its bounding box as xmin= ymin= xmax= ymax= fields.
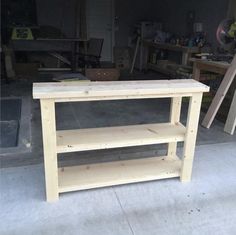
xmin=58 ymin=156 xmax=182 ymax=193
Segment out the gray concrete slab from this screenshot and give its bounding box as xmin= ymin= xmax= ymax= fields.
xmin=0 ymin=96 xmax=31 ymax=155
xmin=113 ymin=142 xmax=236 ymax=235
xmin=0 ymin=120 xmax=19 ymax=147
xmin=0 ymin=165 xmax=133 ymax=235
xmin=0 ymin=142 xmax=236 ymax=235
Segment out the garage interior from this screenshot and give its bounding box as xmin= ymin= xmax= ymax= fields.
xmin=1 ymin=0 xmax=236 ymax=234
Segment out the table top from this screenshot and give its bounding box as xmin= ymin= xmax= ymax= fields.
xmin=190 ymin=58 xmax=230 ymax=69
xmin=33 ymin=79 xmax=209 ymax=100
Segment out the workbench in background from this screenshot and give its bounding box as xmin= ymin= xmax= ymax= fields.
xmin=11 ymin=38 xmax=88 ymax=71
xmin=191 ymin=58 xmax=230 ymax=81
xmin=141 ymin=40 xmax=199 ymax=75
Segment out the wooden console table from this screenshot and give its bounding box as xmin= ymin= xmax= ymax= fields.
xmin=33 ymin=80 xmax=209 ymax=201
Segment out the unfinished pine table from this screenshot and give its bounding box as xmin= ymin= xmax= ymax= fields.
xmin=33 ymin=80 xmax=209 ymax=202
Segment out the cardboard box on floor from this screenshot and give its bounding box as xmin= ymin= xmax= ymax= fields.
xmin=85 ymin=68 xmax=120 ymax=81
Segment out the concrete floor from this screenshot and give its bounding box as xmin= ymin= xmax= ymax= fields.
xmin=1 ymin=76 xmax=236 ymax=234
xmin=1 ymin=142 xmax=236 ymax=235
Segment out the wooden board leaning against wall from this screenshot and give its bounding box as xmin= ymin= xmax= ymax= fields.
xmin=191 ymin=56 xmax=236 ymax=134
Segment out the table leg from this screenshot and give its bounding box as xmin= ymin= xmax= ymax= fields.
xmin=181 ymin=93 xmax=203 ymax=182
xmin=193 ymin=63 xmax=200 ymax=81
xmin=139 ymin=40 xmax=143 ymax=71
xmin=142 ymin=44 xmax=149 ymax=71
xmin=182 ymin=52 xmax=189 ymax=66
xmin=71 ymin=41 xmax=77 ymax=72
xmin=84 ymin=41 xmax=88 ymax=69
xmin=167 ymin=97 xmax=182 ymax=160
xmin=40 ymin=99 xmax=59 ymax=202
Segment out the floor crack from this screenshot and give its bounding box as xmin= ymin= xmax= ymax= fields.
xmin=112 ymin=188 xmax=135 ymax=235
xmin=70 ymin=103 xmax=82 ymax=128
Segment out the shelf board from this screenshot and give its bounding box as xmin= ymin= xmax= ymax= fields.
xmin=58 ymin=156 xmax=181 ymax=193
xmin=57 ymin=122 xmax=186 ymax=153
xmin=33 ymin=79 xmax=209 ymax=100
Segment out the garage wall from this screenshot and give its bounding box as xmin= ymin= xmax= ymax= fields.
xmin=154 ymin=0 xmax=229 ymax=48
xmin=36 ymin=0 xmax=229 ymax=48
xmin=115 ymin=0 xmax=160 ymax=47
xmin=36 ymin=0 xmax=159 ymax=46
xmin=115 ymin=0 xmax=230 ymax=48
xmin=36 ymin=0 xmax=76 ymax=37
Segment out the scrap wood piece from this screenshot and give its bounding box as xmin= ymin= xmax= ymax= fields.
xmin=130 ymin=36 xmax=141 ymax=74
xmin=224 ymin=90 xmax=236 ymax=135
xmin=202 ymin=55 xmax=236 ymax=128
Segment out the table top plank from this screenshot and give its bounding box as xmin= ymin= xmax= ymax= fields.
xmin=33 ymin=79 xmax=209 ymax=100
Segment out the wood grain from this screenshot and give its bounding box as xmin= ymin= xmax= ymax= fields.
xmin=58 ymin=156 xmax=181 ymax=193
xmin=224 ymin=90 xmax=236 ymax=135
xmin=202 ymin=55 xmax=236 ymax=128
xmin=181 ymin=93 xmax=203 ymax=182
xmin=57 ymin=123 xmax=186 ymax=153
xmin=33 ymin=79 xmax=209 ymax=100
xmin=40 ymin=99 xmax=59 ymax=201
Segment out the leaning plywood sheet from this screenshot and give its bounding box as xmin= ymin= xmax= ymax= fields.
xmin=33 ymin=79 xmax=209 ymax=101
xmin=224 ymin=90 xmax=236 ymax=135
xmin=202 ymin=55 xmax=236 ymax=128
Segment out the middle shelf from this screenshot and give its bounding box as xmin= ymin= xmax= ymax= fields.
xmin=56 ymin=122 xmax=186 ymax=153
